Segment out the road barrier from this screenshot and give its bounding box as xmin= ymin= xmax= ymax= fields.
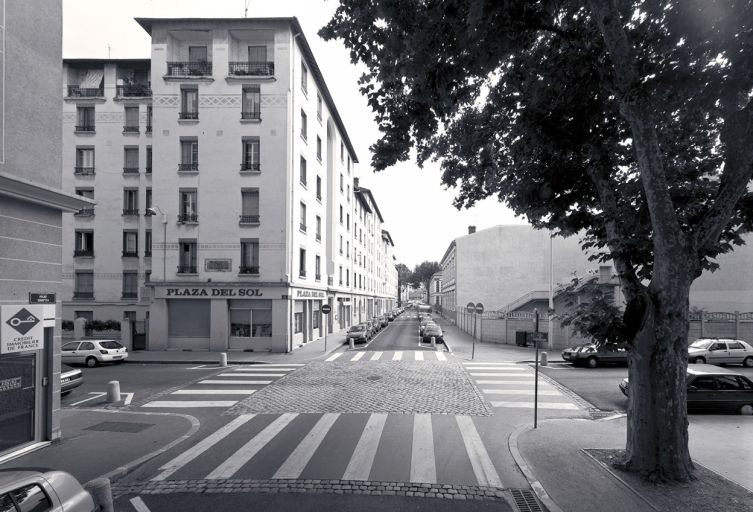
xmin=106 ymin=381 xmax=120 ymax=403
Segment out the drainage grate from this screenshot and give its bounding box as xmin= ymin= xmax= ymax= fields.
xmin=510 ymin=488 xmax=544 ymax=512
xmin=84 ymin=421 xmax=154 ymax=433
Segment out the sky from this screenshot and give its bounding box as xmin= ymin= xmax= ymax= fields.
xmin=62 ymin=0 xmax=527 ymax=268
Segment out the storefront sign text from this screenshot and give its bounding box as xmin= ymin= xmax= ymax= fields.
xmin=295 ymin=290 xmax=326 ymax=299
xmin=1 ymin=305 xmax=45 ymax=354
xmin=165 ymin=288 xmax=263 ymax=297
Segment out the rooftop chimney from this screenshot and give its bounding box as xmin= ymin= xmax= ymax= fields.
xmin=468 ymin=225 xmax=476 ymax=235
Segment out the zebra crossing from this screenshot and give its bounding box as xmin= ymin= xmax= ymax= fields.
xmin=141 ymin=364 xmax=304 ymax=409
xmin=464 ymin=362 xmax=581 ymax=411
xmin=326 ymin=350 xmax=448 ymax=362
xmin=151 ymin=412 xmax=504 ymax=487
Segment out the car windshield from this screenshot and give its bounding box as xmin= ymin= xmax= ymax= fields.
xmin=61 ymin=364 xmax=75 ymax=372
xmin=689 ymin=340 xmax=713 ymax=349
xmin=99 ymin=341 xmax=123 ymax=349
xmin=349 ymin=326 xmax=364 ymax=332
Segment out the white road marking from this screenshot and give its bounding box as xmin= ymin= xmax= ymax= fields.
xmin=69 ymin=392 xmax=106 ymax=406
xmin=392 ymin=351 xmax=403 ymax=361
xmin=206 ymin=413 xmax=298 ymax=479
xmin=129 ymin=496 xmax=151 ymax=512
xmin=470 ymin=371 xmax=526 ymax=376
xmin=171 ymin=389 xmax=256 ymax=395
xmin=489 ymin=401 xmax=580 ymax=410
xmin=219 ymin=373 xmax=286 ymax=377
xmin=273 ymin=413 xmax=340 ymax=479
xmin=153 ymin=414 xmax=256 ymax=481
xmin=199 ymin=380 xmax=272 ymax=385
xmin=435 ymin=352 xmax=447 ymax=361
xmin=143 ymin=400 xmax=238 ymax=408
xmin=465 ymin=366 xmax=520 ymax=370
xmin=326 ymin=353 xmax=342 ymax=362
xmin=253 ymin=363 xmax=304 ymax=367
xmin=476 ymin=380 xmax=546 ymax=385
xmin=351 ymin=352 xmax=365 ymax=361
xmin=414 ymin=351 xmax=424 ymax=361
xmin=455 ymin=416 xmax=503 ymax=487
xmin=187 ymin=365 xmax=213 ymax=370
xmin=370 ymin=351 xmax=383 ymax=361
xmin=410 ymin=414 xmax=436 ymax=483
xmin=463 ymin=361 xmax=515 ymax=365
xmin=231 ymin=368 xmax=295 ymax=372
xmin=122 ymin=392 xmax=134 ymax=406
xmin=482 ymin=389 xmax=561 ymax=396
xmin=342 ymin=413 xmax=388 ymax=481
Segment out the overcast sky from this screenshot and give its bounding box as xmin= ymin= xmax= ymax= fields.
xmin=62 ymin=0 xmax=527 ymax=268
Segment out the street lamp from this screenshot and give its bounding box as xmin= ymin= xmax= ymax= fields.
xmin=147 ymin=206 xmax=168 ymax=281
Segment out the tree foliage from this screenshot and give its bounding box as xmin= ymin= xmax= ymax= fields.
xmin=558 ymin=281 xmax=629 ymax=345
xmin=410 ymin=261 xmax=441 ymax=300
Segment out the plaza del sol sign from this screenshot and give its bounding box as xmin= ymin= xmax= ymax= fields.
xmin=165 ymin=288 xmax=263 ymax=297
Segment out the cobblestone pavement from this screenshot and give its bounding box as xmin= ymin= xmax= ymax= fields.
xmin=224 ymin=361 xmax=492 ymax=416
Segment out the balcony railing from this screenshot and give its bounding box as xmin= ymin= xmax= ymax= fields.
xmin=241 ymin=111 xmax=261 ymax=121
xmin=167 ymin=61 xmax=212 ymax=77
xmin=116 ymin=84 xmax=152 ymax=97
xmin=67 ymin=86 xmax=103 ymax=98
xmin=239 ymin=215 xmax=260 ymax=224
xmin=121 ymin=292 xmax=138 ymax=299
xmin=122 ymin=208 xmax=139 ymax=216
xmin=179 ymin=111 xmax=199 ymax=120
xmin=123 ymin=167 xmax=139 ymax=174
xmin=122 ymin=251 xmax=138 ymax=257
xmin=315 ymin=274 xmax=321 ymax=281
xmin=315 ymin=233 xmax=321 ymax=242
xmin=178 ymin=163 xmax=199 ymax=172
xmin=74 ymin=166 xmax=95 ymax=176
xmin=144 ymin=251 xmax=152 ymax=257
xmin=299 ymin=223 xmax=307 ymax=233
xmin=177 ymin=213 xmax=198 ymax=223
xmin=177 ymin=265 xmax=198 ymax=274
xmin=73 ymin=291 xmax=94 ymax=299
xmin=123 ymin=125 xmax=140 ymax=134
xmin=146 ymin=125 xmax=153 ymax=134
xmin=74 ymin=208 xmax=94 ymax=217
xmin=145 ymin=167 xmax=152 ymax=174
xmin=240 ymin=162 xmax=260 ymax=172
xmin=299 ymin=270 xmax=307 ymax=278
xmin=229 ymin=61 xmax=274 ymax=76
xmin=239 ymin=265 xmax=260 ymax=275
xmin=73 ymin=249 xmax=94 ymax=257
xmin=75 ymin=125 xmax=95 ymax=133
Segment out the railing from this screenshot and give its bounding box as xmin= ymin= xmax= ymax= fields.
xmin=73 ymin=249 xmax=94 ymax=257
xmin=73 ymin=291 xmax=94 ymax=299
xmin=315 ymin=274 xmax=321 ymax=281
xmin=166 ymin=61 xmax=212 ymax=76
xmin=121 ymin=292 xmax=138 ymax=299
xmin=177 ymin=213 xmax=198 ymax=223
xmin=179 ymin=111 xmax=199 ymax=120
xmin=116 ymin=84 xmax=152 ymax=97
xmin=123 ymin=125 xmax=140 ymax=134
xmin=239 ymin=265 xmax=260 ymax=275
xmin=299 ymin=270 xmax=307 ymax=278
xmin=67 ymin=86 xmax=103 ymax=97
xmin=146 ymin=125 xmax=153 ymax=134
xmin=145 ymin=167 xmax=152 ymax=174
xmin=123 ymin=167 xmax=139 ymax=174
xmin=122 ymin=251 xmax=138 ymax=257
xmin=239 ymin=215 xmax=260 ymax=224
xmin=228 ymin=61 xmax=274 ymax=76
xmin=241 ymin=111 xmax=261 ymax=120
xmin=74 ymin=166 xmax=95 ymax=176
xmin=315 ymin=233 xmax=321 ymax=241
xmin=240 ymin=162 xmax=260 ymax=172
xmin=122 ymin=208 xmax=139 ymax=216
xmin=74 ymin=208 xmax=94 ymax=217
xmin=178 ymin=163 xmax=199 ymax=172
xmin=300 ymin=223 xmax=307 ymax=233
xmin=177 ymin=265 xmax=198 ymax=274
xmin=144 ymin=251 xmax=152 ymax=257
xmin=75 ymin=125 xmax=95 ymax=132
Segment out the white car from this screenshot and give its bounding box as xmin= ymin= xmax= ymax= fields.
xmin=61 ymin=339 xmax=128 ymax=367
xmin=688 ymin=338 xmax=753 ymax=367
xmin=0 ymin=469 xmax=95 ymax=512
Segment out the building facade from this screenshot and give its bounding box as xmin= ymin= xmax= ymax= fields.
xmin=1 ymin=0 xmax=91 ymax=461
xmin=428 ymin=272 xmax=442 ymax=308
xmin=60 ymin=17 xmax=398 ymax=353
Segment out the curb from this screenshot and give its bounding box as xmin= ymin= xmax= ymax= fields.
xmin=508 ymin=423 xmax=566 ymax=512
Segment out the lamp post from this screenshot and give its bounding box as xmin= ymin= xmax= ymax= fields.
xmin=147 ymin=206 xmax=168 ymax=281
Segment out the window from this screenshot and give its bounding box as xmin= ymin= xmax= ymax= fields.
xmin=340 ymin=173 xmax=344 ymax=192
xmin=339 ymin=205 xmax=343 ymax=224
xmin=123 ymin=189 xmax=139 ymax=215
xmin=315 ymin=255 xmax=321 ymax=280
xmin=179 ymin=190 xmax=198 ymax=223
xmin=122 ymin=231 xmax=138 ymax=257
xmin=299 ymin=248 xmax=306 ymax=277
xmin=123 ymin=147 xmax=139 ymax=173
xmin=76 ymin=106 xmax=95 ymax=131
xmin=339 ymin=266 xmax=343 ymax=285
xmin=316 ymin=175 xmax=322 ymax=201
xmin=301 ymin=61 xmax=308 ymax=94
xmin=294 ymin=312 xmax=303 ymax=333
xmin=74 ymin=271 xmax=94 ymax=299
xmin=146 ymin=105 xmax=153 ymax=132
xmin=346 ymin=213 xmax=350 ymax=231
xmin=75 ymin=188 xmax=94 ymax=199
xmin=347 ymin=155 xmax=351 ymax=174
xmin=316 ymin=215 xmax=321 ymax=241
xmin=299 ymin=202 xmax=307 ymax=232
xmin=347 ymin=184 xmax=350 ymax=202
xmin=339 ymin=235 xmax=343 ymax=254
xmin=189 ymin=46 xmax=208 ymax=62
xmin=122 ymin=272 xmax=138 ymax=299
xmin=240 ymin=239 xmax=260 ymax=274
xmin=248 ymin=45 xmax=267 ymax=63
xmin=346 ymin=269 xmax=350 ymax=286
xmin=242 ymin=137 xmax=260 ymax=171
xmin=180 ymin=139 xmax=199 ymax=171
xmin=74 ymin=231 xmax=94 ymax=256
xmin=297 ymin=155 xmax=307 ymax=186
xmin=346 ymin=241 xmax=350 ymax=258
xmin=340 ymin=142 xmax=344 ymax=162
xmin=242 ymin=86 xmax=261 ymax=120
xmin=300 ymin=109 xmax=307 ymax=140
xmin=180 ymin=87 xmax=199 ymax=119
xmin=316 ymin=136 xmax=322 ymax=161
xmin=124 ymin=106 xmax=139 ymax=132
xmin=145 ymin=230 xmax=152 ymax=257
xmin=75 ymin=147 xmax=95 ymax=174
xmin=9 ymin=484 xmax=52 ymax=511
xmin=317 ymin=93 xmax=322 ymax=120
xmin=178 ymin=240 xmax=198 ymax=273
xmin=230 ymin=299 xmax=272 ymax=337
xmin=145 ymin=188 xmax=152 ymax=212
xmin=241 ymin=189 xmax=260 ymax=223
xmin=146 ymin=146 xmax=152 ymax=173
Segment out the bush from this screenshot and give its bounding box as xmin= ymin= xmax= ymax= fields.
xmin=61 ymin=320 xmax=74 ymax=331
xmin=84 ymin=319 xmax=121 ymax=332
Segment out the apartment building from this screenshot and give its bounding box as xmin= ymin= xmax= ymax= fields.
xmin=61 ymin=17 xmax=398 ymax=353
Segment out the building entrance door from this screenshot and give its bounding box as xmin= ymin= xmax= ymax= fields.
xmin=0 ymin=353 xmax=36 ymax=455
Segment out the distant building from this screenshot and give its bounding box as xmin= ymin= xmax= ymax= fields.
xmin=428 ymin=272 xmax=442 ymax=309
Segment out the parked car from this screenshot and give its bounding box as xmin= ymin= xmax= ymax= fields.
xmin=61 ymin=339 xmax=128 ymax=367
xmin=346 ymin=324 xmax=370 ymax=344
xmin=387 ymin=312 xmax=395 ymax=321
xmin=562 ymin=342 xmax=629 ymax=368
xmin=419 ymin=319 xmax=436 ymax=336
xmin=422 ymin=324 xmax=444 ymax=343
xmin=687 ymin=338 xmax=753 ymax=367
xmin=60 ymin=364 xmax=84 ymax=396
xmin=364 ymin=319 xmax=377 ymax=338
xmin=380 ymin=315 xmax=389 ymax=327
xmin=371 ymin=316 xmax=383 ymax=332
xmin=619 ymin=364 xmax=753 ymax=415
xmin=0 ymin=469 xmax=95 ymax=512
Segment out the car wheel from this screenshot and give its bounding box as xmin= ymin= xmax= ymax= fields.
xmin=587 ymin=356 xmax=598 ymax=368
xmin=693 ymin=356 xmax=706 ymax=364
xmin=739 ymin=404 xmax=753 ymax=415
xmin=744 ymin=357 xmax=753 ymax=368
xmin=85 ymin=356 xmax=97 ymax=368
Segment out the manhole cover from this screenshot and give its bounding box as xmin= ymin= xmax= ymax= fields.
xmin=367 ymin=375 xmax=382 ymax=381
xmin=84 ymin=421 xmax=154 ymax=433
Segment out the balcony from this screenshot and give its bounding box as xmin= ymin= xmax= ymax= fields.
xmin=123 ymin=125 xmax=140 ymax=134
xmin=241 ymin=111 xmax=261 ymax=121
xmin=116 ymin=84 xmax=152 ymax=98
xmin=74 ymin=166 xmax=95 ymax=176
xmin=74 ymin=208 xmax=94 ymax=217
xmin=299 ymin=223 xmax=307 ymax=233
xmin=73 ymin=292 xmax=94 ymax=300
xmin=122 ymin=251 xmax=138 ymax=258
xmin=299 ymin=270 xmax=307 ymax=278
xmin=75 ymin=125 xmax=95 ymax=133
xmin=166 ymin=61 xmax=212 ymax=77
xmin=239 ymin=215 xmax=260 ymax=225
xmin=178 ymin=163 xmax=199 ymax=172
xmin=177 ymin=265 xmax=198 ymax=274
xmin=121 ymin=292 xmax=138 ymax=299
xmin=315 ymin=233 xmax=321 ymax=242
xmin=73 ymin=249 xmax=94 ymax=257
xmin=146 ymin=125 xmax=153 ymax=134
xmin=123 ymin=167 xmax=139 ymax=175
xmin=239 ymin=265 xmax=260 ymax=275
xmin=177 ymin=213 xmax=198 ymax=224
xmin=122 ymin=209 xmax=139 ymax=216
xmin=315 ymin=274 xmax=321 ymax=281
xmin=228 ymin=61 xmax=274 ymax=76
xmin=179 ymin=111 xmax=199 ymax=120
xmin=144 ymin=250 xmax=152 ymax=257
xmin=145 ymin=167 xmax=152 ymax=174
xmin=67 ymin=86 xmax=104 ymax=98
xmin=240 ymin=162 xmax=260 ymax=172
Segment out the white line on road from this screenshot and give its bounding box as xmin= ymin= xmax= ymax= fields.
xmin=467 ymin=366 xmax=524 ymax=370
xmin=489 ymin=401 xmax=580 ymax=410
xmin=122 ymin=392 xmax=134 ymax=406
xmin=392 ymin=351 xmax=403 ymax=361
xmin=470 ymin=371 xmax=526 ymax=376
xmin=410 ymin=414 xmax=436 ymax=483
xmin=370 ymin=351 xmax=383 ymax=361
xmin=153 ymin=414 xmax=256 ymax=481
xmin=231 ymin=368 xmax=295 ymax=372
xmin=129 ymin=497 xmax=152 ymax=512
xmin=253 ymin=363 xmax=305 ymax=367
xmin=171 ymin=389 xmax=256 ymax=395
xmin=463 ymin=362 xmax=516 ymax=365
xmin=342 ymin=413 xmax=388 ymax=481
xmin=273 ymin=413 xmax=340 ymax=479
xmin=414 ymin=351 xmax=424 ymax=361
xmin=455 ymin=416 xmax=502 ymax=487
xmin=69 ymin=392 xmax=106 ymax=406
xmin=435 ymin=352 xmax=447 ymax=361
xmin=187 ymin=365 xmax=213 ymax=370
xmin=206 ymin=413 xmax=298 ymax=479
xmin=326 ymin=353 xmax=342 ymax=362
xmin=219 ymin=373 xmax=286 ymax=377
xmin=143 ymin=401 xmax=238 ymax=408
xmin=350 ymin=352 xmax=365 ymax=361
xmin=199 ymin=380 xmax=272 ymax=385
xmin=482 ymin=389 xmax=561 ymax=396
xmin=476 ymin=380 xmax=548 ymax=385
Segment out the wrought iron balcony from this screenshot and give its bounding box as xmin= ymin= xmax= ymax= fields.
xmin=122 ymin=251 xmax=138 ymax=258
xmin=178 ymin=163 xmax=199 ymax=172
xmin=241 ymin=111 xmax=261 ymax=120
xmin=239 ymin=265 xmax=260 ymax=275
xmin=315 ymin=274 xmax=321 ymax=281
xmin=177 ymin=213 xmax=198 ymax=223
xmin=74 ymin=208 xmax=94 ymax=217
xmin=116 ymin=84 xmax=152 ymax=97
xmin=177 ymin=265 xmax=198 ymax=274
xmin=75 ymin=125 xmax=95 ymax=133
xmin=166 ymin=61 xmax=212 ymax=77
xmin=73 ymin=249 xmax=94 ymax=257
xmin=123 ymin=125 xmax=140 ymax=134
xmin=73 ymin=291 xmax=94 ymax=299
xmin=179 ymin=111 xmax=199 ymax=120
xmin=239 ymin=215 xmax=260 ymax=224
xmin=228 ymin=61 xmax=274 ymax=76
xmin=299 ymin=223 xmax=307 ymax=233
xmin=67 ymin=86 xmax=104 ymax=98
xmin=121 ymin=292 xmax=138 ymax=299
xmin=299 ymin=270 xmax=307 ymax=278
xmin=122 ymin=208 xmax=139 ymax=216
xmin=144 ymin=250 xmax=152 ymax=257
xmin=123 ymin=167 xmax=139 ymax=174
xmin=74 ymin=166 xmax=95 ymax=176
xmin=145 ymin=166 xmax=152 ymax=174
xmin=240 ymin=162 xmax=260 ymax=172
xmin=146 ymin=125 xmax=152 ymax=134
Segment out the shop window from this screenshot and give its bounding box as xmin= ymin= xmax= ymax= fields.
xmin=229 ymin=300 xmax=272 ymax=338
xmin=230 ymin=309 xmax=251 ymax=337
xmin=294 ymin=312 xmax=303 ymax=333
xmin=313 ymin=309 xmax=320 ymax=329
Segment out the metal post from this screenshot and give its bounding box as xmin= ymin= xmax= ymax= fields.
xmin=324 ymin=328 xmax=328 ymax=353
xmin=107 ymin=381 xmax=121 ymax=403
xmin=162 ymin=214 xmax=167 ymax=281
xmin=534 ymin=308 xmax=539 ymax=429
xmin=471 ymin=313 xmax=476 ymax=360
xmin=431 ymin=336 xmax=436 ymax=350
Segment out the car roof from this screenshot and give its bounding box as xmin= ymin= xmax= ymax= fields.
xmin=0 ymin=469 xmax=48 ymax=489
xmin=687 ymin=364 xmax=740 ymax=376
xmin=70 ymin=339 xmax=117 ymax=343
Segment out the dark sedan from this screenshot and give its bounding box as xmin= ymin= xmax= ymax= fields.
xmin=422 ymin=324 xmax=444 ymax=343
xmin=346 ymin=324 xmax=370 ymax=344
xmin=562 ymin=342 xmax=629 ymax=368
xmin=619 ymin=365 xmax=753 ymax=415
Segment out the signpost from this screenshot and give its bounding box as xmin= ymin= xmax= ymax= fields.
xmin=29 ymin=293 xmax=55 ymax=304
xmin=533 ymin=308 xmax=542 ymax=429
xmin=467 ymin=302 xmax=484 ymax=359
xmin=321 ymin=304 xmax=332 ymax=352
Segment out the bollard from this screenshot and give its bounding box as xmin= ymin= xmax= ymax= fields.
xmin=349 ymin=337 xmax=354 ymax=350
xmin=220 ymin=352 xmax=228 ymax=367
xmin=540 ymin=351 xmax=548 ymax=366
xmin=84 ymin=478 xmax=114 ymax=512
xmin=106 ymin=381 xmax=120 ymax=403
xmin=431 ymin=336 xmax=436 ymax=350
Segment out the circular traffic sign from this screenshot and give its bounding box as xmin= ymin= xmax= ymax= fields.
xmin=475 ymin=303 xmax=484 ymax=314
xmin=466 ymin=302 xmax=475 ymax=313
xmin=321 ymin=304 xmax=332 ymax=314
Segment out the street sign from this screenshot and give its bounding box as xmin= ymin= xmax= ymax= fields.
xmin=475 ymin=303 xmax=484 ymax=314
xmin=532 ymin=332 xmax=547 ymax=344
xmin=1 ymin=305 xmax=45 ymax=354
xmin=321 ymin=304 xmax=332 ymax=315
xmin=29 ymin=293 xmax=55 ymax=304
xmin=466 ymin=302 xmax=475 ymax=313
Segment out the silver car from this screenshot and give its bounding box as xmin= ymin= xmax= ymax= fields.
xmin=688 ymin=338 xmax=753 ymax=367
xmin=0 ymin=469 xmax=95 ymax=511
xmin=61 ymin=339 xmax=129 ymax=367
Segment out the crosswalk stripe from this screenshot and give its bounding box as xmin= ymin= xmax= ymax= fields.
xmin=476 ymin=380 xmax=548 ymax=385
xmin=455 ymin=416 xmax=502 ymax=487
xmin=435 ymin=352 xmax=447 ymax=361
xmin=171 ymin=389 xmax=256 ymax=395
xmin=370 ymin=351 xmax=383 ymax=361
xmin=206 ymin=413 xmax=298 ymax=480
xmin=490 ymin=401 xmax=580 ymax=410
xmin=470 ymin=371 xmax=526 ymax=376
xmin=415 ymin=351 xmax=424 ymax=361
xmin=482 ymin=389 xmax=561 ymax=396
xmin=153 ymin=414 xmax=256 ymax=481
xmin=393 ymin=351 xmax=403 ymax=361
xmin=273 ymin=413 xmax=340 ymax=479
xmin=199 ymin=380 xmax=272 ymax=385
xmin=326 ymin=353 xmax=342 ymax=362
xmin=220 ymin=373 xmax=286 ymax=377
xmin=465 ymin=366 xmax=520 ymax=370
xmin=464 ymin=362 xmax=515 ymax=365
xmin=410 ymin=414 xmax=436 ymax=483
xmin=342 ymin=413 xmax=388 ymax=481
xmin=231 ymin=368 xmax=295 ymax=372
xmin=351 ymin=352 xmax=365 ymax=361
xmin=254 ymin=363 xmax=304 ymax=367
xmin=143 ymin=400 xmax=238 ymax=408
